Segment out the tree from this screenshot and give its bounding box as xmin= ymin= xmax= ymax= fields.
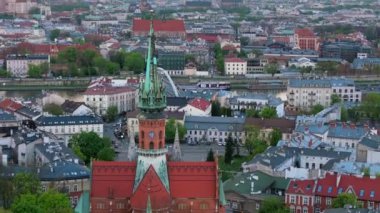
xmin=105 ymin=106 xmax=118 ymax=122
xmin=341 ymin=106 xmax=348 ymax=122
xmin=165 ymin=119 xmax=186 ymax=143
xmin=270 ymin=128 xmax=282 ymax=146
xmin=125 ymin=52 xmax=145 ymax=74
xmin=240 ymin=37 xmax=249 ymax=46
xmin=11 ymin=190 xmax=72 ymax=213
xmin=260 ymin=107 xmax=277 ymax=118
xmin=264 ymin=63 xmax=278 ymax=77
xmin=332 ymin=193 xmax=357 ymax=208
xmin=361 ymin=93 xmax=380 ymax=119
xmin=43 ymin=103 xmax=64 ymax=116
xmin=206 ymin=149 xmax=215 ymax=162
xmin=58 ymin=47 xmax=77 ymax=63
xmin=12 ymin=173 xmax=41 ymax=196
xmin=211 ymin=101 xmax=221 ymax=116
xmin=28 ymin=64 xmax=43 ymax=78
xmin=0 ymin=172 xmax=15 ymax=209
xmin=50 ymin=29 xmax=61 ymax=42
xmin=331 ymin=94 xmax=341 ymax=105
xmin=299 ymin=66 xmax=312 ymax=77
xmin=310 ymin=104 xmax=324 ymax=115
xmin=244 ymin=125 xmax=260 ymax=154
xmin=362 ymin=167 xmax=370 ymax=176
xmin=69 ymin=132 xmax=115 ymax=165
xmin=259 ymin=197 xmax=290 ymax=213
xmin=110 ymin=51 xmax=127 ymax=69
xmin=245 ymin=108 xmax=259 ymax=118
xmin=224 ymin=134 xmax=234 ymax=164
xmin=316 ymin=61 xmax=339 ymax=75
xmin=0 ymin=69 xmax=11 ymax=78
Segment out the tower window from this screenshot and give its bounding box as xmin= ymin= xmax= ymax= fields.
xmin=149 ymin=141 xmax=154 ymax=150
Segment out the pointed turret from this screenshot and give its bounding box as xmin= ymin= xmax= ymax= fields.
xmin=171 ymin=126 xmax=182 ymax=161
xmin=127 ymin=127 xmax=137 ymax=161
xmin=146 ymin=195 xmax=152 ymax=213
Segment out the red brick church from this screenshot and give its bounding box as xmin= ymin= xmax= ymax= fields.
xmin=90 ymin=21 xmax=226 ymax=213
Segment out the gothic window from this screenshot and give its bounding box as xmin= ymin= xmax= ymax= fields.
xmin=149 ymin=141 xmax=154 ymax=150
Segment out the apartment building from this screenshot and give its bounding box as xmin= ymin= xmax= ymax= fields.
xmin=294 ymin=28 xmax=319 ymax=51
xmin=6 ymin=54 xmax=50 ymax=77
xmin=224 ymin=57 xmax=247 ymax=76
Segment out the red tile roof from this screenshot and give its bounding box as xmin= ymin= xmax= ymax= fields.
xmin=83 ymin=85 xmax=135 ymax=96
xmin=132 ymin=19 xmax=185 ymax=33
xmin=0 ymin=99 xmax=23 ymax=112
xmin=188 ymin=98 xmax=211 ymax=111
xmin=15 ymin=42 xmax=96 ymax=55
xmin=287 ymin=179 xmax=315 ymax=196
xmin=295 ymin=28 xmax=316 ymax=37
xmin=224 ymin=57 xmax=245 ymax=63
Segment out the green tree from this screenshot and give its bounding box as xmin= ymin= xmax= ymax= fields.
xmin=316 ymin=61 xmax=339 ymax=74
xmin=221 ymin=107 xmax=232 ymax=117
xmin=11 ymin=194 xmax=41 ymax=213
xmin=28 ymin=64 xmax=43 ymax=78
xmin=165 ymin=119 xmax=186 ymax=143
xmin=244 ymin=125 xmax=260 ymax=154
xmin=105 ymin=106 xmax=118 ymax=122
xmin=331 ymin=94 xmax=341 ymax=105
xmin=311 ymin=104 xmax=324 ymax=115
xmin=0 ymin=69 xmax=11 ymax=77
xmin=259 ymin=197 xmax=290 ymax=213
xmin=206 ymin=149 xmax=215 ymax=162
xmin=270 ymin=128 xmax=282 ymax=146
xmin=332 ymin=193 xmax=358 ymax=208
xmin=43 ymin=103 xmax=64 ymax=115
xmin=110 ymin=51 xmax=127 ymax=69
xmin=361 ymin=93 xmax=380 ymax=119
xmin=240 ymin=37 xmax=249 ymax=46
xmin=260 ymin=107 xmax=277 ymax=118
xmin=50 ymin=29 xmax=61 ymax=42
xmin=245 ymin=108 xmax=259 ymax=118
xmin=264 ymin=63 xmax=278 ymax=77
xmin=224 ymin=134 xmax=234 ymax=164
xmin=125 ymin=52 xmax=145 ymax=74
xmin=362 ymin=167 xmax=370 ymax=176
xmin=216 ymin=57 xmax=225 ymax=74
xmin=0 ymin=173 xmax=15 ymax=209
xmin=341 ymin=106 xmax=348 ymax=122
xmin=299 ymin=66 xmax=312 ymax=77
xmin=58 ymin=47 xmax=77 ymax=63
xmin=12 ymin=173 xmax=41 ymax=196
xmin=69 ymin=132 xmax=115 ymax=165
xmin=211 ymin=101 xmax=221 ymax=116
xmin=93 ymin=56 xmax=119 ymax=75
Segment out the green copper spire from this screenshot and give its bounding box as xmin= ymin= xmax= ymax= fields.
xmin=138 ymin=17 xmax=167 ymax=112
xmin=146 ymin=195 xmax=152 ymax=213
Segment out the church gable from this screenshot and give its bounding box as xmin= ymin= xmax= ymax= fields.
xmin=131 ymin=166 xmax=171 ymax=211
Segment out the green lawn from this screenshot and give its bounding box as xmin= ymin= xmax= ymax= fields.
xmin=219 ymin=155 xmax=253 ymax=181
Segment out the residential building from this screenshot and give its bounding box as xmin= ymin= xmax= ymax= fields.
xmin=185 ymin=0 xmax=212 ymax=8
xmin=90 ymin=23 xmax=226 ymax=212
xmin=288 ymin=57 xmax=316 ymax=69
xmin=132 ymin=18 xmax=186 ymax=39
xmin=287 ymin=79 xmax=333 ymax=111
xmin=179 ymin=97 xmax=212 ymax=116
xmin=229 ymin=93 xmax=284 ymax=117
xmin=224 ymin=57 xmax=247 ymax=76
xmin=0 ymin=110 xmax=18 ymax=135
xmin=352 ymin=57 xmax=380 ymax=70
xmin=331 ymin=79 xmax=362 ymax=103
xmin=165 ymin=97 xmax=188 ymax=112
xmin=11 ymin=128 xmax=42 ymax=166
xmin=246 ymin=58 xmax=268 ymax=75
xmin=356 ymin=135 xmax=380 ymax=163
xmin=35 ymin=115 xmax=104 ymax=143
xmin=294 ymin=28 xmax=319 ymax=51
xmin=321 ymin=41 xmax=372 ymax=63
xmin=326 ymin=122 xmax=368 ymax=151
xmin=6 ymin=54 xmax=50 ymax=77
xmin=60 ymin=100 xmax=93 ymax=116
xmin=184 ymin=116 xmax=245 ymax=145
xmin=38 ymin=161 xmax=90 ymax=208
xmin=3 ymin=0 xmax=37 ymax=16
xmin=223 ymin=171 xmax=290 ymax=213
xmin=245 ymin=118 xmax=295 ymax=142
xmin=286 ymin=173 xmax=380 ymax=212
xmin=83 ymin=79 xmax=136 ymax=115
xmin=157 ymin=50 xmax=185 ymax=76
xmin=34 ymin=139 xmax=79 ymax=166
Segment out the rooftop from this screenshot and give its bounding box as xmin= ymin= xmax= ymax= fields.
xmin=36 ymin=115 xmax=103 ymax=126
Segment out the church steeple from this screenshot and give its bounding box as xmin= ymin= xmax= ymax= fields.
xmin=171 ymin=126 xmax=182 ymax=161
xmin=138 ymin=15 xmax=166 ymax=113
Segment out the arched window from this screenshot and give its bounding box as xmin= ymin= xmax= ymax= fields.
xmin=159 ymin=141 xmax=163 ymax=149
xmin=149 ymin=141 xmax=154 ymax=150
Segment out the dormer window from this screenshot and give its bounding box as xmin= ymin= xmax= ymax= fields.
xmin=328 ymin=186 xmax=332 ymax=193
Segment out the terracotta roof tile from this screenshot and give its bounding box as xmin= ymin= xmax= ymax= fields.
xmin=132 ymin=19 xmax=185 ymax=32
xmin=188 ymin=98 xmax=211 ymax=111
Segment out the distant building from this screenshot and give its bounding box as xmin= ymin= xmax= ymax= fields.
xmin=3 ymin=0 xmax=37 ymax=16
xmin=179 ymin=97 xmax=212 ymax=116
xmin=288 ymin=57 xmax=316 ymax=69
xmin=60 ymin=100 xmax=93 ymax=116
xmin=294 ymin=28 xmax=319 ymax=51
xmin=157 ymin=50 xmax=185 ymax=76
xmin=357 ymin=135 xmax=380 ymax=163
xmin=132 ymin=19 xmax=186 ymax=39
xmin=83 ymin=78 xmax=136 ymax=115
xmin=224 ymin=57 xmax=247 ymax=75
xmin=321 ymin=41 xmax=372 ymax=63
xmin=0 ymin=110 xmax=18 ymax=135
xmin=351 ymin=57 xmax=380 ymax=70
xmin=229 ymin=93 xmax=284 ymax=117
xmin=35 ymin=115 xmax=104 ymax=142
xmin=220 ymin=0 xmax=243 ymax=8
xmin=185 ymin=0 xmax=212 ymax=8
xmin=6 ymin=54 xmax=50 ymax=77
xmin=184 ymin=116 xmax=245 ymax=145
xmin=245 ymin=118 xmax=295 ymax=142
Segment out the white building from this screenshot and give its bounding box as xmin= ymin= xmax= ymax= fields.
xmin=331 ymin=79 xmax=362 ymax=103
xmin=179 ymin=97 xmax=211 ymax=117
xmin=224 ymin=57 xmax=247 ymax=76
xmin=83 ymin=78 xmax=136 ymax=115
xmin=6 ymin=54 xmax=50 ymax=77
xmin=288 ymin=57 xmax=316 ymax=69
xmin=35 ymin=115 xmax=104 ymax=143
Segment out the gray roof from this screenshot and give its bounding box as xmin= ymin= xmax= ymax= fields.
xmin=0 ymin=109 xmax=16 ymax=121
xmin=359 ymin=135 xmax=380 ymax=150
xmin=327 ymin=123 xmax=368 ymax=139
xmin=38 ymin=161 xmax=90 ymax=181
xmin=6 ymin=54 xmax=49 ymax=60
xmin=295 ymin=124 xmax=329 ymax=135
xmin=16 ymin=106 xmax=41 ymax=118
xmin=289 ymin=79 xmax=331 ymax=88
xmin=352 ymin=58 xmax=380 ymax=70
xmin=167 ymin=97 xmax=188 ymax=108
xmin=36 ymin=115 xmax=103 ymax=126
xmin=35 ymin=142 xmax=80 ymax=163
xmin=13 ymin=129 xmax=42 ymax=145
xmin=184 ymin=116 xmax=245 ymax=132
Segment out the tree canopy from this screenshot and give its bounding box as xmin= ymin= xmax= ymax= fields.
xmin=105 ymin=106 xmax=118 ymax=122
xmin=331 ymin=94 xmax=341 ymax=105
xmin=69 ymin=132 xmax=115 ymax=165
xmin=224 ymin=134 xmax=234 ymax=164
xmin=270 ymin=128 xmax=282 ymax=146
xmin=50 ymin=29 xmax=61 ymax=42
xmin=264 ymin=63 xmax=278 ymax=77
xmin=206 ymin=149 xmax=215 ymax=162
xmin=125 ymin=52 xmax=145 ymax=74
xmin=360 ymin=93 xmax=380 ymax=119
xmin=260 ymin=107 xmax=277 ymax=118
xmin=28 ymin=63 xmax=49 ymax=78
xmin=310 ymin=104 xmax=324 ymax=115
xmin=43 ymin=103 xmax=64 ymax=116
xmin=332 ymin=193 xmax=358 ymax=208
xmin=259 ymin=197 xmax=290 ymax=213
xmin=165 ymin=119 xmax=186 ymax=143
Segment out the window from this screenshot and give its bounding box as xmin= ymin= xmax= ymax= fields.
xmin=328 ymin=186 xmax=332 ymax=193
xmin=303 ymin=197 xmax=308 ymax=205
xmin=116 ymin=203 xmax=125 ymax=209
xmin=315 ymin=196 xmax=320 ymax=204
xmin=73 ymin=184 xmax=78 ymax=192
xmin=96 ymin=203 xmax=105 ymax=209
xmin=317 ymin=185 xmax=322 ymax=192
xmin=359 ymin=189 xmax=364 ymax=197
xmin=303 ymin=209 xmax=308 ymax=213
xmin=326 ymin=198 xmax=331 ymax=206
xmin=338 ymin=188 xmax=343 ymax=194
xmin=290 ymin=196 xmax=295 ymax=204
xmin=370 ymin=191 xmax=375 ymax=198
xmin=149 ymin=141 xmax=154 ymax=150
xmin=256 ymin=203 xmax=260 ymax=210
xmin=41 ymin=185 xmax=47 ymax=192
